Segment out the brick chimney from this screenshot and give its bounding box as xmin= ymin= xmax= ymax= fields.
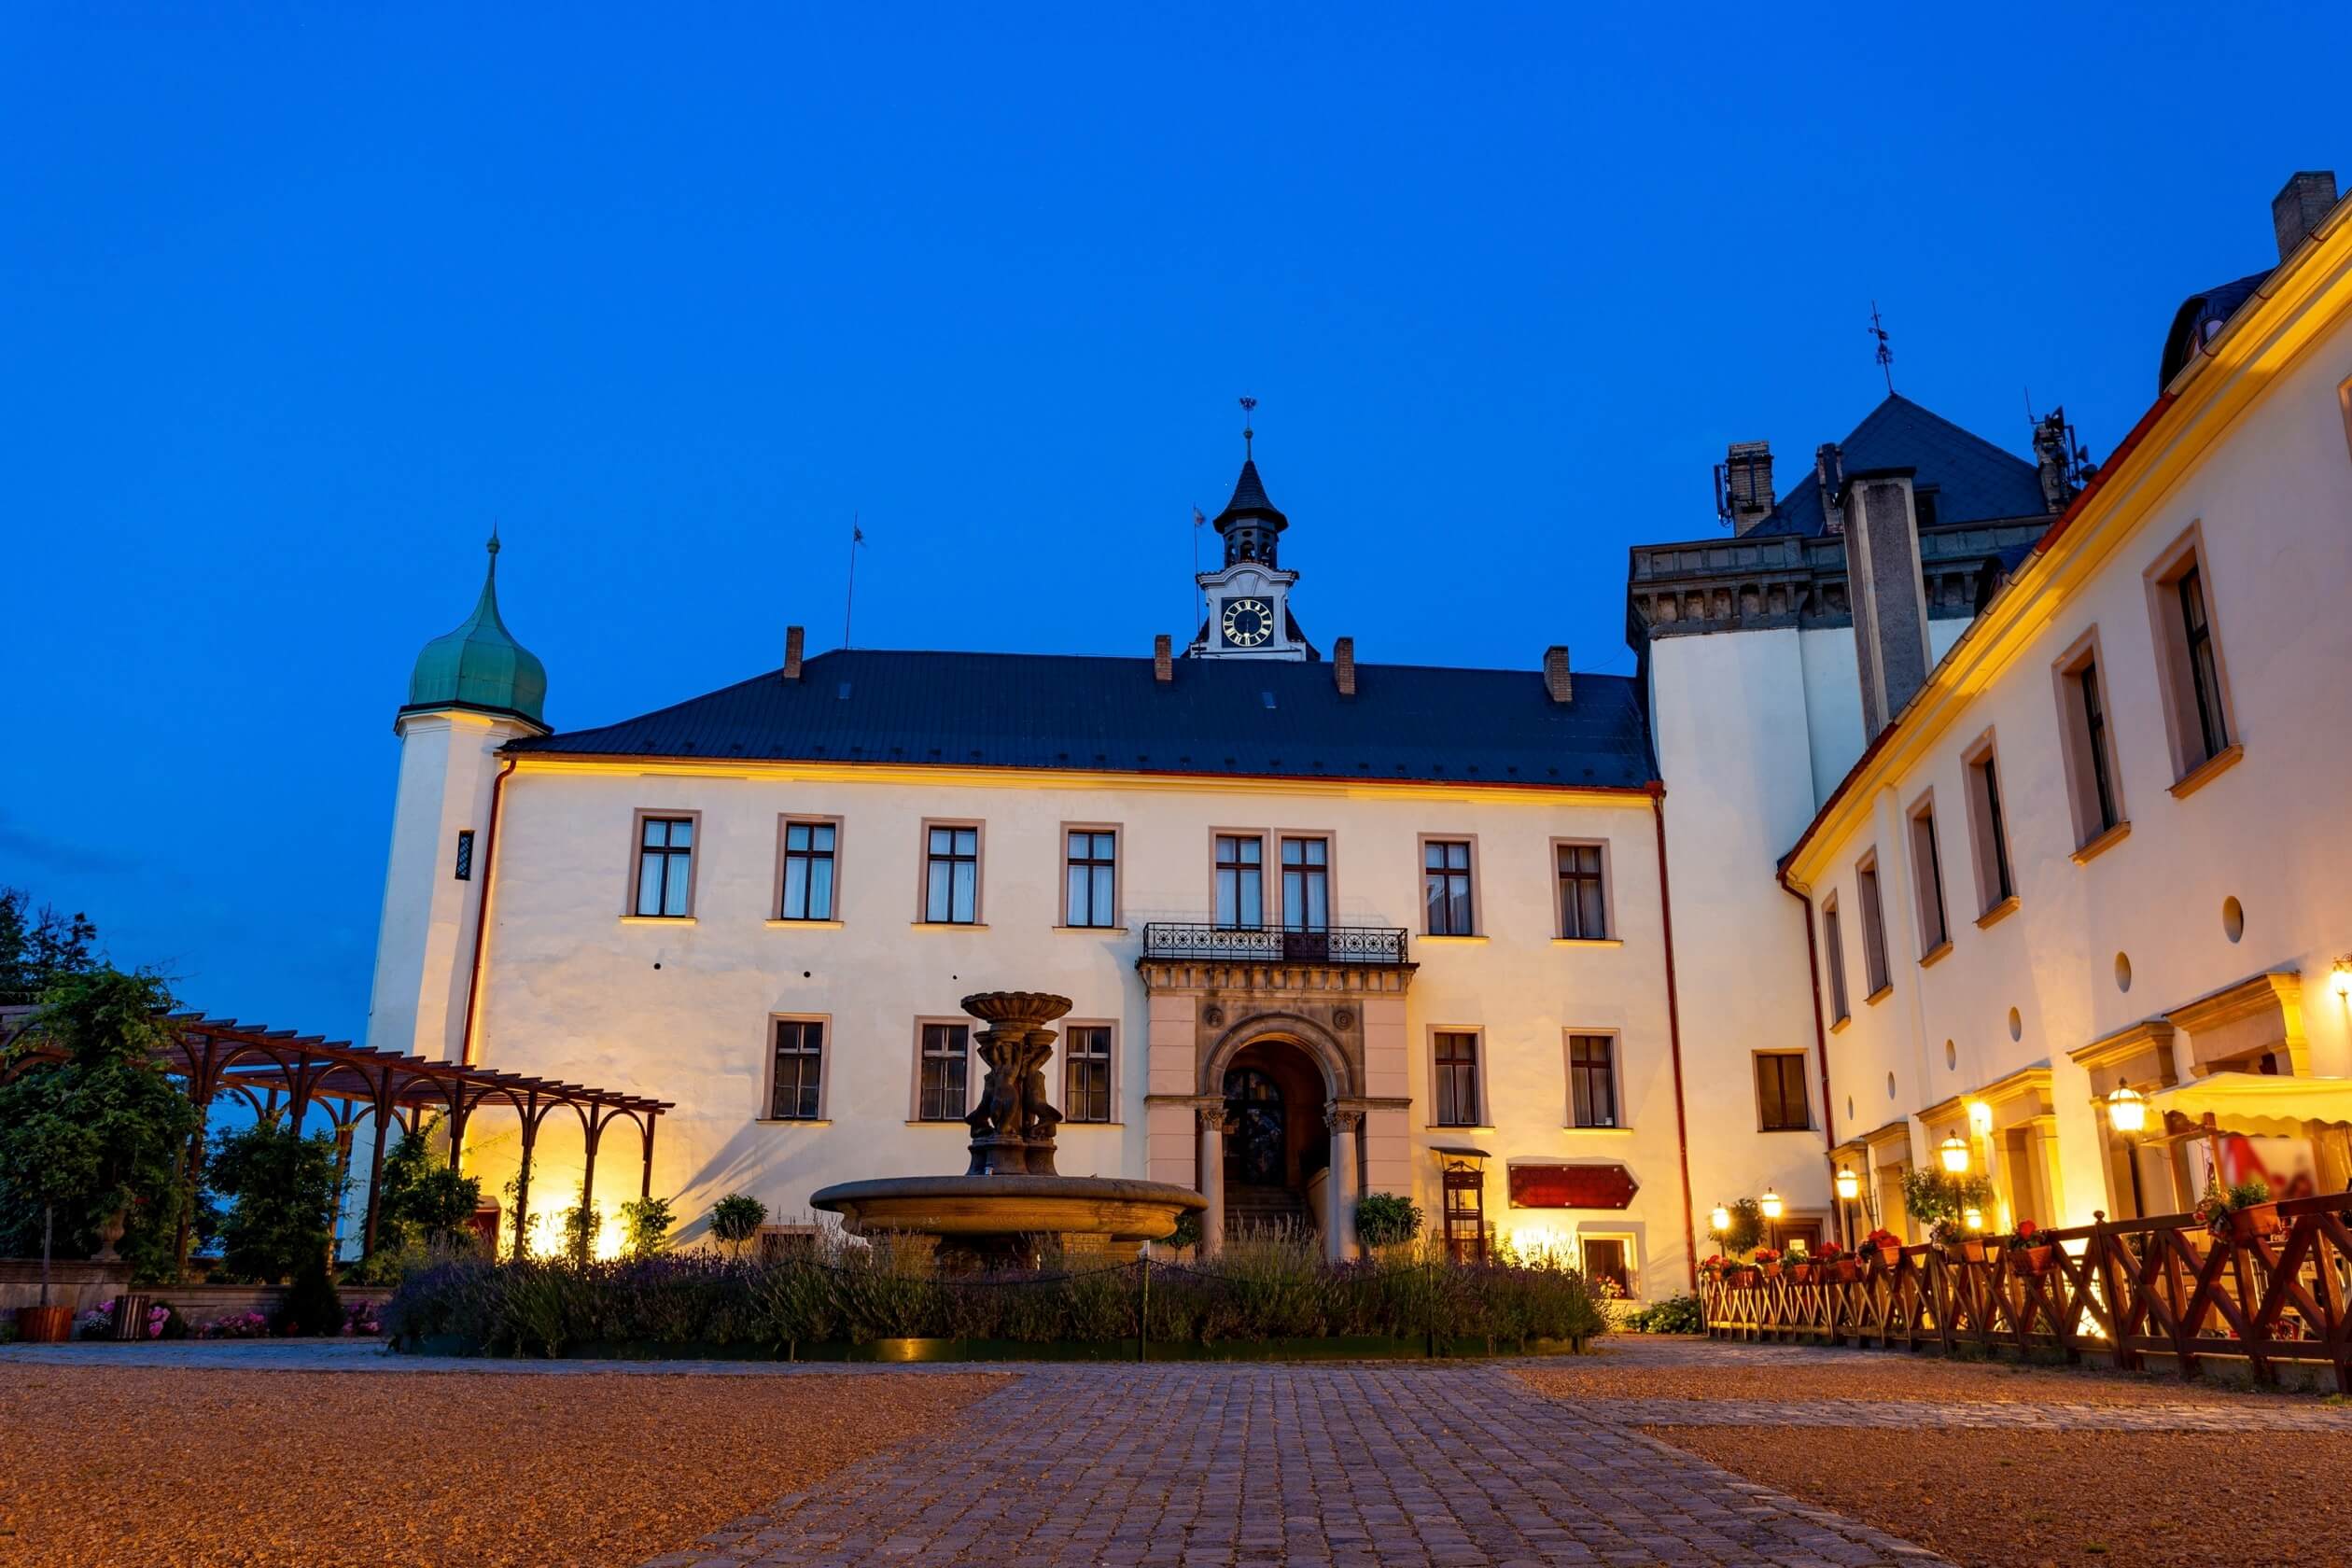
xmin=1542 ymin=646 xmax=1573 ymax=705
xmin=783 ymin=625 xmax=805 ymax=681
xmin=1333 ymin=637 xmax=1356 ymax=696
xmin=1153 ymin=634 xmax=1172 ymax=683
xmin=1722 ymin=441 xmax=1776 ymax=535
xmin=2273 ymin=171 xmax=2340 ymax=261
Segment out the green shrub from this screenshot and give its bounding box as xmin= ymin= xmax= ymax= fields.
xmin=621 ymin=1196 xmax=675 ymax=1258
xmin=384 ymin=1241 xmax=1610 ymax=1356
xmin=707 ymin=1193 xmax=766 ymax=1256
xmin=1627 ymin=1293 xmax=1704 ymax=1334
xmin=1354 ymin=1193 xmax=1422 ymax=1250
xmin=276 ymin=1255 xmax=343 ymax=1337
xmin=204 ymin=1118 xmax=345 ymax=1284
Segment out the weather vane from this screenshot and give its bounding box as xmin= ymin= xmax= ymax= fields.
xmin=1239 ymin=395 xmax=1257 ymax=457
xmin=1869 ymin=301 xmax=1894 ymax=394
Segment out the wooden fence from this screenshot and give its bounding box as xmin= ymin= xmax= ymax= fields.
xmin=1703 ymin=1191 xmax=2352 ymax=1391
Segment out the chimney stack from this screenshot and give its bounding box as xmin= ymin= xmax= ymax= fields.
xmin=1542 ymin=646 xmax=1573 ymax=705
xmin=1153 ymin=634 xmax=1172 ymax=683
xmin=783 ymin=625 xmax=805 ymax=681
xmin=2273 ymin=171 xmax=2340 ymax=261
xmin=1721 ymin=441 xmax=1776 ymax=534
xmin=1333 ymin=637 xmax=1356 ymax=696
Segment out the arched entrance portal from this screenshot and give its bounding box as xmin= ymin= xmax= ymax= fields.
xmin=1220 ymin=1040 xmax=1329 ymax=1241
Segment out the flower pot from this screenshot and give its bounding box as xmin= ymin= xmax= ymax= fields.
xmin=2010 ymin=1244 xmax=2055 ymax=1276
xmin=2228 ymin=1203 xmax=2283 ymax=1242
xmin=1759 ymin=1262 xmax=1783 ymax=1280
xmin=1869 ymin=1242 xmax=1901 ymax=1268
xmin=14 ymin=1305 xmax=74 ymax=1344
xmin=1828 ymin=1257 xmax=1858 ymax=1283
xmin=1961 ymin=1240 xmax=1992 ymax=1265
xmin=1729 ymin=1269 xmax=1757 ymax=1289
xmin=1790 ymin=1264 xmax=1815 ymax=1284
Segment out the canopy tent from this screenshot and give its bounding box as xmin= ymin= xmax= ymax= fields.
xmin=2147 ymin=1072 xmax=2352 ymax=1138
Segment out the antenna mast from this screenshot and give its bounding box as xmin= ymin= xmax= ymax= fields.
xmin=1869 ymin=301 xmax=1895 ymax=394
xmin=843 ymin=512 xmax=863 ymax=647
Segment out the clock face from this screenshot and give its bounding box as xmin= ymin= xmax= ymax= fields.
xmin=1222 ymin=597 xmax=1274 ymax=648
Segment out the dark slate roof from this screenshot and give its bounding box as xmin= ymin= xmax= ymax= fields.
xmin=1745 ymin=393 xmax=2048 ymax=538
xmin=1211 ymin=457 xmax=1288 ymax=528
xmin=508 ymin=649 xmax=1656 ymax=790
xmin=2158 ymin=270 xmax=2271 ymax=390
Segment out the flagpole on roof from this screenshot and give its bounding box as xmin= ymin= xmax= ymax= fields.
xmin=844 ymin=512 xmax=863 ymax=648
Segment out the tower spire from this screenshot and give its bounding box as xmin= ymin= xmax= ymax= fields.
xmin=1239 ymin=395 xmax=1256 ymax=458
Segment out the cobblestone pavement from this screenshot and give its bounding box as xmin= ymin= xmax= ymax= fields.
xmin=1577 ymin=1394 xmax=2352 ymax=1430
xmin=641 ymin=1363 xmax=1951 ymax=1568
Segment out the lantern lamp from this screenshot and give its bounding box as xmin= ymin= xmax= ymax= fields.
xmin=1938 ymin=1136 xmax=1971 ymax=1174
xmin=1962 ymin=1205 xmax=1984 ymax=1232
xmin=1759 ymin=1188 xmax=1785 ymax=1220
xmin=1709 ymin=1203 xmax=1731 ymax=1235
xmin=1834 ymin=1167 xmax=1860 ymax=1202
xmin=2106 ymin=1085 xmax=2148 ymax=1135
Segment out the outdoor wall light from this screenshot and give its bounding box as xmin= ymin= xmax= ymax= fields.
xmin=2106 ymin=1085 xmax=2149 ymax=1135
xmin=2331 ymin=957 xmax=2352 ymax=1000
xmin=1938 ymin=1136 xmax=1971 ymax=1174
xmin=1834 ymin=1167 xmax=1860 ymax=1201
xmin=1709 ymin=1202 xmax=1731 ymax=1234
xmin=1962 ymin=1206 xmax=1984 ymax=1231
xmin=1759 ymin=1188 xmax=1785 ymax=1220
xmin=1966 ymin=1099 xmax=1994 ymax=1136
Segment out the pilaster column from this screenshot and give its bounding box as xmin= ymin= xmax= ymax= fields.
xmin=1324 ymin=1103 xmax=1365 ymax=1262
xmin=1198 ymin=1103 xmax=1231 ymax=1259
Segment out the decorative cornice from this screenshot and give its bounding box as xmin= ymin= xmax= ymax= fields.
xmin=1135 ymin=959 xmax=1417 ymax=995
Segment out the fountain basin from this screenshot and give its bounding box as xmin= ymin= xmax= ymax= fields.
xmin=810 ymin=1175 xmax=1205 ymax=1247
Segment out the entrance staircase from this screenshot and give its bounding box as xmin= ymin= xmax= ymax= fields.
xmin=1225 ymin=1183 xmax=1317 ymax=1243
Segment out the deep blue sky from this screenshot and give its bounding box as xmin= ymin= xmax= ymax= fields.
xmin=6 ymin=4 xmax=2345 ymax=1040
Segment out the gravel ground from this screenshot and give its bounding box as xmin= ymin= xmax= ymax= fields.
xmin=1648 ymin=1426 xmax=2352 ymax=1567
xmin=0 ymin=1365 xmax=1000 ymax=1568
xmin=1523 ymin=1344 xmax=2280 ymax=1407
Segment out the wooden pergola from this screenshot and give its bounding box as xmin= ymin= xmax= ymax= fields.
xmin=3 ymin=1011 xmax=670 ymax=1270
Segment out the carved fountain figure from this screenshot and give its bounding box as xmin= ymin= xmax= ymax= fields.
xmin=811 ymin=990 xmax=1205 ymax=1268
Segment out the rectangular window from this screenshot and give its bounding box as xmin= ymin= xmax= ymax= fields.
xmin=1064 ymin=830 xmax=1118 ymax=929
xmin=917 ymin=1022 xmax=970 ymax=1121
xmin=1755 ymin=1052 xmax=1811 ymax=1131
xmin=1423 ymin=839 xmax=1475 ymax=935
xmin=1581 ymin=1237 xmax=1631 ymax=1297
xmin=1823 ymin=898 xmax=1850 ymax=1023
xmin=2177 ymin=567 xmax=2226 ymax=763
xmin=778 ymin=820 xmax=837 ymax=921
xmin=1214 ymin=833 xmax=1264 ymax=929
xmin=1434 ymin=1029 xmax=1481 ymax=1127
xmin=453 ymin=829 xmax=474 ymax=881
xmin=1280 ymin=836 xmax=1330 ymax=931
xmin=1909 ymin=801 xmax=1949 ymax=955
xmin=635 ymin=816 xmax=694 ymax=917
xmin=1556 ymin=843 xmax=1607 ymax=939
xmin=1568 ymin=1033 xmax=1617 ymax=1128
xmin=923 ymin=825 xmax=980 ymax=924
xmin=1061 ymin=1024 xmax=1113 ymax=1123
xmin=1855 ymin=854 xmax=1890 ymax=998
xmin=769 ymin=1018 xmax=824 ymax=1120
xmin=1966 ymin=745 xmax=2015 ymax=911
xmin=2079 ymin=663 xmax=2119 ymax=833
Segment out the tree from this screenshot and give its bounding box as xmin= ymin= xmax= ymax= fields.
xmin=707 ymin=1193 xmax=767 ymax=1257
xmin=0 ymin=888 xmax=99 ymax=1001
xmin=371 ymin=1113 xmax=481 ymax=1252
xmin=620 ymin=1196 xmax=674 ymax=1259
xmin=0 ymin=1111 xmax=100 ymax=1305
xmin=0 ymin=969 xmax=199 ymax=1282
xmin=1354 ymin=1193 xmax=1423 ymax=1251
xmin=205 ymin=1118 xmax=345 ymax=1283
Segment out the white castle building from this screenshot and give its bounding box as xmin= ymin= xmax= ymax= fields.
xmin=365 ymin=171 xmax=2352 ymax=1292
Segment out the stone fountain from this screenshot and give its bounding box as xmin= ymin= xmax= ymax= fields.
xmin=810 ymin=990 xmax=1205 ymax=1268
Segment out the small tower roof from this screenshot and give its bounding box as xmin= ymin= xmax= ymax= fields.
xmin=1211 ymin=457 xmax=1289 ymax=532
xmin=403 ymin=530 xmax=548 ymax=725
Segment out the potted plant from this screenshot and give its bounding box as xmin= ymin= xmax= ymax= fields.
xmin=1753 ymin=1246 xmax=1784 ymax=1280
xmin=1860 ymin=1227 xmax=1902 ymax=1268
xmin=3 ymin=1109 xmax=99 ymax=1343
xmin=1789 ymin=1253 xmax=1815 ymax=1284
xmin=1815 ymin=1239 xmax=1855 ymax=1282
xmin=1698 ymin=1253 xmax=1726 ymax=1288
xmin=2198 ymin=1177 xmax=2281 ymax=1243
xmin=2006 ymin=1221 xmax=2056 ymax=1276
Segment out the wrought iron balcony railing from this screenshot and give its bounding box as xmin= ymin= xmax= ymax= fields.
xmin=1140 ymin=922 xmax=1409 ymax=966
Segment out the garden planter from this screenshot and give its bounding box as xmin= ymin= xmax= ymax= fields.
xmin=1729 ymin=1269 xmax=1757 ymax=1289
xmin=1828 ymin=1257 xmax=1858 ymax=1283
xmin=1960 ymin=1240 xmax=1992 ymax=1264
xmin=1759 ymin=1262 xmax=1783 ymax=1281
xmin=1789 ymin=1264 xmax=1814 ymax=1284
xmin=14 ymin=1305 xmax=73 ymax=1344
xmin=1869 ymin=1243 xmax=1901 ymax=1268
xmin=2010 ymin=1245 xmax=2055 ymax=1276
xmin=2227 ymin=1203 xmax=2283 ymax=1242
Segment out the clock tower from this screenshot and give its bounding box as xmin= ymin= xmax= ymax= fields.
xmin=1190 ymin=413 xmax=1315 ymax=661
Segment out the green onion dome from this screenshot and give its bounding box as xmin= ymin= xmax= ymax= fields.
xmin=402 ymin=530 xmax=547 ymax=725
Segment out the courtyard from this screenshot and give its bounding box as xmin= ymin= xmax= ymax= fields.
xmin=7 ymin=1337 xmax=2350 ymax=1567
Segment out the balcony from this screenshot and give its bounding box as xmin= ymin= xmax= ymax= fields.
xmin=1139 ymin=923 xmax=1410 ymax=967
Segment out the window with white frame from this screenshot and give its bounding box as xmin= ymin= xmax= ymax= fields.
xmin=1855 ymin=852 xmax=1890 ymax=997
xmin=1423 ymin=840 xmax=1475 ymax=935
xmin=1823 ymin=897 xmax=1850 ymax=1023
xmin=1280 ymin=836 xmax=1330 ymax=931
xmin=1433 ymin=1029 xmax=1481 ymax=1126
xmin=2146 ymin=532 xmax=2235 ymax=781
xmin=1909 ymin=798 xmax=1950 ymax=955
xmin=2054 ymin=636 xmax=2125 ymax=847
xmin=768 ymin=1017 xmax=824 ymax=1120
xmin=916 ymin=1022 xmax=970 ymax=1121
xmin=1061 ymin=1024 xmax=1113 ymax=1123
xmin=1214 ymin=833 xmax=1265 ymax=929
xmin=1567 ymin=1032 xmax=1617 ymax=1127
xmin=923 ymin=825 xmax=980 ymax=924
xmin=1755 ymin=1051 xmax=1811 ymax=1131
xmin=1963 ymin=739 xmax=2015 ymax=913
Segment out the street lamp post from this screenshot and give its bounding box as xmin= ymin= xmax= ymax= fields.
xmin=2107 ymin=1085 xmax=2149 ymax=1219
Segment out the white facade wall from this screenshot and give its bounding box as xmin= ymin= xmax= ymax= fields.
xmin=457 ymin=763 xmax=1720 ymax=1292
xmin=1646 ymin=627 xmax=1838 ymax=1243
xmin=1799 ymin=289 xmax=2352 ymax=1229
